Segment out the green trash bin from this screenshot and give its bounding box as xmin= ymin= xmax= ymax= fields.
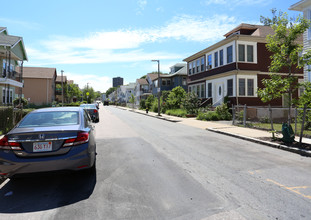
xmin=282 ymin=123 xmax=295 ymax=143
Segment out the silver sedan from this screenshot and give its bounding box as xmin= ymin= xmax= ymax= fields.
xmin=0 ymin=107 xmax=96 ymax=179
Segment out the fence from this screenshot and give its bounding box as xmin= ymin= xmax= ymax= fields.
xmin=232 ymin=104 xmax=311 ymax=138
xmin=0 ymin=107 xmax=24 ymax=135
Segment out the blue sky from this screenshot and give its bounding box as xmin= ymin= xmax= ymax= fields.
xmin=1 ymin=0 xmax=302 ymax=93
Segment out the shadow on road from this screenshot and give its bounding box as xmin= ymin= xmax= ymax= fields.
xmin=0 ymin=170 xmax=96 ymax=213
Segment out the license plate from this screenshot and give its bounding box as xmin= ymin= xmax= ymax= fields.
xmin=33 ymin=142 xmax=52 ymax=152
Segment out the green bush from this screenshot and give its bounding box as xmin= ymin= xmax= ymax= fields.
xmin=197 ymin=111 xmax=220 ymax=121
xmin=166 ymin=86 xmax=186 ymax=109
xmin=13 ymin=97 xmax=28 ymax=107
xmin=183 ymin=92 xmax=200 ymax=115
xmin=151 ymin=98 xmax=158 ymax=112
xmin=215 ymin=103 xmax=232 ymax=120
xmin=165 ymin=108 xmax=187 ymax=117
xmin=140 ymin=99 xmax=146 ymax=109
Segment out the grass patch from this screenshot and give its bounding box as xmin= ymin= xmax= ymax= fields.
xmin=165 ymin=109 xmax=187 ymax=117
xmin=249 ymin=122 xmax=311 ymax=137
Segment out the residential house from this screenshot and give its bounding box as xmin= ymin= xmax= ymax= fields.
xmin=183 ymin=23 xmax=303 ymax=107
xmin=0 ymin=27 xmax=27 ymax=105
xmin=55 ymin=75 xmax=67 ymax=103
xmin=134 ymin=78 xmax=150 ymax=106
xmin=19 ymin=67 xmax=57 ymax=105
xmin=116 ymin=83 xmax=136 ymax=104
xmin=289 ymin=0 xmax=311 ymax=82
xmin=161 ymin=63 xmax=187 ymax=91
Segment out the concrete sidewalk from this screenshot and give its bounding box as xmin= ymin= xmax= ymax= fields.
xmin=118 ymin=106 xmax=311 ymax=157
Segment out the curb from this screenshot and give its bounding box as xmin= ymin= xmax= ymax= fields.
xmin=206 ymin=128 xmax=311 ymax=157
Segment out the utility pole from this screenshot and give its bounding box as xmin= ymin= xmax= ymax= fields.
xmin=61 ymin=70 xmax=64 ymax=106
xmin=151 ymin=60 xmax=161 ymax=116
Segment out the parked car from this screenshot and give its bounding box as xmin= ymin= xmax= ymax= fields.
xmin=80 ymin=104 xmax=99 ymax=122
xmin=0 ymin=107 xmax=96 ymax=179
xmin=103 ymin=101 xmax=109 ymax=106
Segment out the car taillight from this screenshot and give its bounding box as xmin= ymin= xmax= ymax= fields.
xmin=63 ymin=132 xmax=89 ymax=147
xmin=0 ymin=135 xmax=22 ymax=150
xmin=93 ymin=109 xmax=98 ymax=113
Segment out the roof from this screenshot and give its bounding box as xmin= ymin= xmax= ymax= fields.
xmin=289 ymin=0 xmax=311 ymax=11
xmin=0 ymin=27 xmax=6 ymax=34
xmin=147 ymin=73 xmax=166 ymax=81
xmin=136 ymin=78 xmax=148 ymax=85
xmin=0 ymin=34 xmax=22 ymax=47
xmin=223 ymin=23 xmax=274 ymax=38
xmin=56 ymin=75 xmax=67 ymax=83
xmin=17 ymin=66 xmax=57 ymax=79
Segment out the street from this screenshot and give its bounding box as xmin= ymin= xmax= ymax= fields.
xmin=0 ymin=106 xmax=311 ymax=220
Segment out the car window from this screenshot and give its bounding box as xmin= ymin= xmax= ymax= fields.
xmin=18 ymin=111 xmax=80 ymax=127
xmin=80 ymin=104 xmax=96 ymax=109
xmin=83 ymin=109 xmax=91 ymax=127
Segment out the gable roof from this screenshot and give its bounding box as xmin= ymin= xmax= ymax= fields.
xmin=56 ymin=75 xmax=67 ymax=83
xmin=0 ymin=27 xmax=7 ymax=34
xmin=147 ymin=73 xmax=167 ymax=81
xmin=0 ymin=34 xmax=22 ymax=47
xmin=19 ymin=67 xmax=57 ymax=79
xmin=136 ymin=78 xmax=148 ymax=85
xmin=289 ymin=0 xmax=311 ymax=11
xmin=223 ymin=23 xmax=274 ymax=38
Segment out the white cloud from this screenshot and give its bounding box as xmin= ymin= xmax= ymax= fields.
xmin=65 ymin=72 xmax=112 ymax=93
xmin=27 ymin=14 xmax=240 ymax=65
xmin=204 ymin=0 xmax=271 ymax=6
xmin=137 ymin=0 xmax=147 ymax=15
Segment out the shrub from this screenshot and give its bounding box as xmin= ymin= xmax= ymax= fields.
xmin=197 ymin=111 xmax=220 ymax=121
xmin=140 ymin=99 xmax=146 ymax=109
xmin=166 ymin=86 xmax=186 ymax=109
xmin=215 ymin=103 xmax=232 ymax=120
xmin=183 ymin=92 xmax=200 ymax=115
xmin=13 ymin=97 xmax=28 ymax=107
xmin=145 ymin=95 xmax=155 ymax=110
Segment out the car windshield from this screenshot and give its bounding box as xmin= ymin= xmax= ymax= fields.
xmin=80 ymin=104 xmax=96 ymax=109
xmin=18 ymin=111 xmax=80 ymax=127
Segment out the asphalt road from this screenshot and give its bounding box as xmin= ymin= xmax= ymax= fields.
xmin=0 ymin=106 xmax=311 ymax=220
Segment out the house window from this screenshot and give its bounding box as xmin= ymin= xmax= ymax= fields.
xmin=247 ymin=79 xmax=254 ymax=96
xmin=189 ymin=86 xmax=192 ymax=93
xmin=207 ymin=83 xmax=212 ymax=98
xmin=238 ymin=44 xmax=245 ymax=61
xmin=182 ymin=77 xmax=187 ymax=86
xmin=227 ymin=79 xmax=233 ymax=96
xmin=197 ymin=60 xmax=200 ymax=72
xmin=214 ymin=51 xmax=218 ymax=68
xmin=189 ymin=63 xmax=192 ymax=75
xmin=162 ymin=80 xmax=166 ymax=86
xmin=227 ymin=45 xmax=233 ymax=63
xmin=197 ymin=85 xmax=200 ymax=97
xmin=201 ymin=84 xmax=205 ymax=98
xmin=167 ymin=79 xmax=171 ymax=86
xmin=201 ymin=57 xmax=205 ymax=71
xmin=247 ymin=45 xmax=254 ymax=62
xmin=220 ymin=49 xmax=223 ymax=66
xmin=2 ymin=88 xmax=5 ymax=103
xmin=192 ymin=61 xmax=195 ymax=74
xmin=239 ymin=78 xmax=245 ymax=96
xmin=207 ymin=54 xmax=212 ymax=69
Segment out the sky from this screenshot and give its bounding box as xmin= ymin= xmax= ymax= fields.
xmin=1 ymin=0 xmax=303 ymax=93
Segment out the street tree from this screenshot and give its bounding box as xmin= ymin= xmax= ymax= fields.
xmin=258 ymin=9 xmax=311 ymax=124
xmin=66 ymin=83 xmax=82 ymax=103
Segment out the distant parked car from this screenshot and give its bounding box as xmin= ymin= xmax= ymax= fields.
xmin=80 ymin=104 xmax=99 ymax=122
xmin=103 ymin=101 xmax=109 ymax=106
xmin=0 ymin=107 xmax=96 ymax=179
